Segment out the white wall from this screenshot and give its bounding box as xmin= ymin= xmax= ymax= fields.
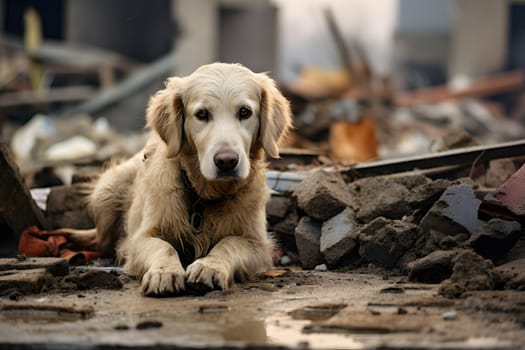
xmin=272 ymin=0 xmax=398 ymax=82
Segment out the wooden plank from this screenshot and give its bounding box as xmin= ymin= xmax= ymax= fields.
xmin=396 ymin=70 xmax=525 ymax=106
xmin=0 ymin=86 xmax=95 ymax=108
xmin=0 ymin=143 xmax=48 ymax=242
xmin=344 ymin=139 xmax=525 ymax=178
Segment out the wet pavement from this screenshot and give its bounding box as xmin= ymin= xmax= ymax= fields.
xmin=1 ymin=270 xmax=524 ymax=349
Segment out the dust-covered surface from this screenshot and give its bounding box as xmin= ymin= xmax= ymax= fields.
xmin=0 ymin=268 xmax=524 ymax=350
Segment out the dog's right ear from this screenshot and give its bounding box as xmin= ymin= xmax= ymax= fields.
xmin=146 ymin=77 xmax=185 ymax=159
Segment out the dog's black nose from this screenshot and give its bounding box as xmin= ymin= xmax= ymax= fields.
xmin=214 ymin=151 xmax=239 ymax=171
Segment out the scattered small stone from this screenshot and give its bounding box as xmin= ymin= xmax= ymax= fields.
xmin=8 ymin=291 xmax=23 ymax=301
xmin=114 ymin=324 xmax=130 ymax=331
xmin=442 ymin=310 xmax=458 ymax=321
xmin=279 ymin=255 xmax=292 ymax=266
xmin=397 ymin=307 xmax=408 ymax=315
xmin=314 ymin=264 xmax=327 ymax=271
xmin=136 ymin=320 xmax=163 ymax=330
xmin=198 ymin=304 xmax=231 ymax=313
xmin=464 ymin=297 xmax=482 ymax=310
xmin=380 ymin=287 xmax=405 ymax=294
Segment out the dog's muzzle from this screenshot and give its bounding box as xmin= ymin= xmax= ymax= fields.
xmin=214 ymin=150 xmax=239 ymax=178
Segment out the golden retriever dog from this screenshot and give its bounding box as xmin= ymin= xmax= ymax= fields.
xmin=67 ymin=63 xmax=291 ymax=296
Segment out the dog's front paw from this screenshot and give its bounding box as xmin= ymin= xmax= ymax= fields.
xmin=141 ymin=266 xmax=185 ymax=296
xmin=186 ymin=258 xmax=231 ymax=292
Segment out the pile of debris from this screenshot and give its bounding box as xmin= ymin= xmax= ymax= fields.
xmin=268 ymin=157 xmax=525 ymax=298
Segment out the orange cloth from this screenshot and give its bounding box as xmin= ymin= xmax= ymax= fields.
xmin=18 ymin=226 xmax=102 ymax=265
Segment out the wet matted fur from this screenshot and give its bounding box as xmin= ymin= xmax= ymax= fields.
xmin=67 ymin=63 xmax=292 ymax=296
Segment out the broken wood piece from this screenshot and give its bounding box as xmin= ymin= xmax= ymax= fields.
xmin=0 ymin=142 xmax=48 ymax=255
xmin=0 ymin=268 xmax=53 ymax=294
xmin=1 ymin=303 xmax=94 ymax=318
xmin=0 ymin=257 xmax=68 ymax=276
xmin=344 ymin=139 xmax=525 ymax=178
xmin=396 ymin=70 xmax=525 ymax=106
xmin=0 ymin=86 xmax=95 ymax=108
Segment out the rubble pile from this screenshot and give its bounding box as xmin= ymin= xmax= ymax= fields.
xmin=267 ymin=160 xmax=525 ymax=298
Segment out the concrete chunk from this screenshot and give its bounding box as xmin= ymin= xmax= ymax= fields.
xmin=349 ymin=174 xmax=431 ymax=222
xmin=420 ymin=184 xmax=485 ymax=235
xmin=266 ymin=195 xmax=293 ymax=225
xmin=293 ymin=171 xmax=354 ymax=222
xmin=358 ymin=217 xmax=421 ymax=268
xmin=320 ymin=208 xmax=358 ymax=266
xmin=469 ymin=219 xmax=522 ymax=260
xmin=295 ymin=216 xmax=324 ymax=269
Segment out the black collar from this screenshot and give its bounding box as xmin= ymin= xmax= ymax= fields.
xmin=180 ymin=168 xmax=204 ymax=234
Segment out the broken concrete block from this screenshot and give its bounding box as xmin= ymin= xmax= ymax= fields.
xmin=439 ymin=250 xmax=496 ymax=298
xmin=320 ymin=208 xmax=358 ymax=267
xmin=407 ymin=250 xmax=461 ymax=283
xmin=0 ymin=268 xmax=54 ymax=294
xmin=267 ymin=195 xmax=293 ymax=225
xmin=293 ymin=171 xmax=355 ymax=222
xmin=0 ymin=142 xmax=48 ymax=252
xmin=420 ymin=184 xmax=485 ymax=235
xmin=0 ymin=257 xmax=68 ymax=276
xmin=350 ymin=174 xmax=431 ymax=223
xmin=46 ymin=184 xmax=93 ymax=229
xmin=295 ymin=216 xmax=324 ymax=269
xmin=358 ymin=217 xmax=421 ymax=268
xmin=469 ymin=219 xmax=521 ymax=260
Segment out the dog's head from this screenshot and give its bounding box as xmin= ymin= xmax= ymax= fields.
xmin=146 ymin=63 xmax=292 ymax=181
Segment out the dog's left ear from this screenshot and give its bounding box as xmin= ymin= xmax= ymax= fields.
xmin=257 ymin=74 xmax=292 ymax=158
xmin=146 ymin=77 xmax=185 ymax=159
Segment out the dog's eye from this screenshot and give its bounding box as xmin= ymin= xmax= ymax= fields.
xmin=195 ymin=109 xmax=210 ymax=121
xmin=238 ymin=107 xmax=252 ymax=120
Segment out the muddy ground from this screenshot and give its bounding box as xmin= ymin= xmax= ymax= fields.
xmin=1 ymin=266 xmax=524 ymax=350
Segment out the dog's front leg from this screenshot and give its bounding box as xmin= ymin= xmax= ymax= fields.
xmin=125 ymin=235 xmax=186 ymax=296
xmin=186 ymin=236 xmax=272 ymax=291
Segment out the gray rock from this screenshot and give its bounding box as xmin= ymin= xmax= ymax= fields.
xmin=407 ymin=250 xmax=461 ymax=283
xmin=420 ymin=185 xmax=485 ymax=235
xmin=358 ymin=217 xmax=421 ymax=268
xmin=469 ymin=219 xmax=522 ymax=260
xmin=293 ymin=171 xmax=354 ymax=222
xmin=295 ymin=216 xmax=324 ymax=269
xmin=320 ymin=208 xmax=358 ymax=266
